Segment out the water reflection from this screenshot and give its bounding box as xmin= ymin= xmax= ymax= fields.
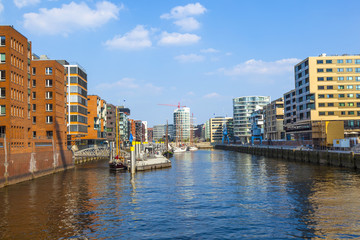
xmin=0 ymin=151 xmax=360 ymax=239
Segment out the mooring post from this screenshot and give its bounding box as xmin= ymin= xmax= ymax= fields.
xmin=130 ymin=142 xmax=135 ymax=174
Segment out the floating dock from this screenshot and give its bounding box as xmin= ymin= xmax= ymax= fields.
xmin=135 ymin=157 xmax=171 ymax=171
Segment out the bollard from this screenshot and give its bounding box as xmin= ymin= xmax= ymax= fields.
xmin=130 ymin=143 xmax=136 ymax=174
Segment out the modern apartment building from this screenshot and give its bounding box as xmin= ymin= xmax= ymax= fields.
xmin=58 ymin=61 xmax=88 ymax=146
xmin=147 ymin=128 xmax=153 ymax=142
xmin=283 ymin=89 xmax=297 ymax=140
xmin=81 ymin=95 xmax=106 ymax=146
xmin=106 ymin=103 xmax=116 ymax=142
xmin=173 ymin=107 xmax=190 ymax=142
xmin=264 ymin=97 xmax=285 ymax=140
xmin=31 ymin=55 xmax=67 ymax=149
xmin=118 ymin=108 xmax=129 ymax=142
xmin=292 ymin=54 xmax=360 ymax=143
xmin=233 ymin=96 xmax=270 ymax=143
xmin=0 ymin=26 xmax=32 ymax=151
xmin=208 ymin=117 xmax=233 ymax=143
xmin=153 ymin=124 xmax=174 ymax=141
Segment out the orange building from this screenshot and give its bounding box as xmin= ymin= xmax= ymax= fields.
xmin=81 ymin=95 xmax=106 ymax=145
xmin=31 ymin=55 xmax=67 ymax=149
xmin=128 ymin=119 xmax=136 ymax=140
xmin=0 ymin=26 xmax=32 ymax=152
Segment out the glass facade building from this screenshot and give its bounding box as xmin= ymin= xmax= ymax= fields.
xmin=173 ymin=107 xmax=191 ymax=142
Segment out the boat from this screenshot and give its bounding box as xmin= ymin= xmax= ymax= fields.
xmin=188 ymin=146 xmax=198 ymax=151
xmin=173 ymin=146 xmax=187 ymax=153
xmin=109 ymin=108 xmax=127 ymax=171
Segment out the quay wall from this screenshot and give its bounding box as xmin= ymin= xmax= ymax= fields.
xmin=0 ymin=146 xmax=74 ymax=188
xmin=215 ymin=145 xmax=359 ymax=170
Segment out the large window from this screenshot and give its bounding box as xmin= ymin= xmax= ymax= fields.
xmin=46 ymin=103 xmax=53 ymax=112
xmin=326 ymin=68 xmax=333 ymax=72
xmin=0 ymin=70 xmax=4 ymax=81
xmin=346 ymin=68 xmax=353 ymax=72
xmin=338 ymin=68 xmax=344 ymax=72
xmin=45 ymin=67 xmax=52 ymax=75
xmin=46 ymin=116 xmax=53 ymax=123
xmin=326 ymin=60 xmax=332 ymax=64
xmin=45 ymin=79 xmax=52 ymax=87
xmin=346 ymin=59 xmax=353 ymax=63
xmin=347 ymin=77 xmax=353 ymax=81
xmin=338 ymin=59 xmax=344 ymax=63
xmin=45 ymin=91 xmax=53 ymax=99
xmin=0 ymin=36 xmax=4 ymax=46
xmin=0 ymin=105 xmax=5 ymax=115
xmin=0 ymin=88 xmax=5 ymax=98
xmin=0 ymin=53 xmax=5 ymax=63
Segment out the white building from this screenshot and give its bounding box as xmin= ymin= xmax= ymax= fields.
xmin=233 ymin=96 xmax=270 ymax=143
xmin=173 ymin=107 xmax=191 ymax=142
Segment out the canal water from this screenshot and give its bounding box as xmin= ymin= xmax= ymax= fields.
xmin=1 ymin=149 xmax=360 ymax=239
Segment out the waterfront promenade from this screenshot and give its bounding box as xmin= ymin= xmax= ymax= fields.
xmin=216 ymin=144 xmax=360 ymax=170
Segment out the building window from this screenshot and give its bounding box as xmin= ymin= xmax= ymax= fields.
xmin=327 ymin=94 xmax=333 ymax=98
xmin=319 ymin=112 xmax=325 ymax=116
xmin=46 ymin=131 xmax=53 ymax=139
xmin=318 ymin=94 xmax=325 ymax=98
xmin=337 ymin=68 xmax=344 ymax=72
xmin=355 ymin=59 xmax=360 ymax=64
xmin=356 ymin=77 xmax=360 ymax=81
xmin=0 ymin=53 xmax=5 ymax=63
xmin=326 ymin=60 xmax=332 ymax=64
xmin=0 ymin=105 xmax=5 ymax=115
xmin=317 ymin=77 xmax=324 ymax=81
xmin=328 ymin=103 xmax=334 ymax=107
xmin=338 ymin=59 xmax=344 ymax=63
xmin=45 ymin=67 xmax=52 ymax=75
xmin=338 ymin=85 xmax=344 ymax=89
xmin=328 ymin=112 xmax=334 ymax=115
xmin=45 ymin=91 xmax=53 ymax=99
xmin=326 ymin=68 xmax=333 ymax=72
xmin=348 ymin=94 xmax=354 ymax=98
xmin=0 ymin=36 xmax=4 ymax=46
xmin=346 ymin=59 xmax=353 ymax=63
xmin=317 ymin=60 xmax=323 ymax=64
xmin=326 ymin=77 xmax=333 ymax=81
xmin=346 ymin=68 xmax=353 ymax=72
xmin=341 ymin=111 xmax=346 ymax=115
xmin=338 ymin=77 xmax=344 ymax=81
xmin=317 ymin=68 xmax=324 ymax=72
xmin=33 ymin=131 xmax=36 ymax=138
xmin=347 ymin=85 xmax=354 ymax=89
xmin=32 ymin=116 xmax=36 ymax=124
xmin=46 ymin=116 xmax=53 ymax=123
xmin=348 ymin=102 xmax=354 ymax=107
xmin=0 ymin=88 xmax=5 ymax=98
xmin=46 ymin=103 xmax=53 ymax=112
xmin=347 ymin=77 xmax=353 ymax=81
xmin=356 ymin=85 xmax=360 ymax=90
xmin=327 ymin=86 xmax=333 ymax=89
xmin=45 ymin=79 xmax=52 ymax=87
xmin=318 ymin=86 xmax=324 ymax=90
xmin=339 ymin=103 xmax=345 ymax=107
xmin=348 ymin=111 xmax=355 ymax=115
xmin=339 ymin=94 xmax=345 ymax=98
xmin=32 ymin=92 xmax=36 ymax=99
xmin=32 ymin=67 xmax=36 ymax=75
xmin=32 ymin=79 xmax=36 ymax=87
xmin=32 ymin=104 xmax=36 ymax=111
xmin=0 ymin=70 xmax=5 ymax=81
xmin=357 ymin=94 xmax=360 ymax=99
xmin=318 ymin=103 xmax=325 ymax=107
xmin=356 ymin=68 xmax=360 ymax=73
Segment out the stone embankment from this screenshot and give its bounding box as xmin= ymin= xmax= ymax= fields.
xmin=215 ymin=144 xmax=360 ymax=170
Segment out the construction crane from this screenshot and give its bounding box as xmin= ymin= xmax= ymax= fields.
xmin=158 ymin=102 xmax=186 ymax=109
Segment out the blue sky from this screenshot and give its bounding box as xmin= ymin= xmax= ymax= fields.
xmin=1 ymin=0 xmax=360 ymax=126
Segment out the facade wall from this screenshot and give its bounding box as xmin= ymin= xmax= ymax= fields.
xmin=209 ymin=117 xmax=233 ymax=143
xmin=106 ymin=104 xmax=116 ymax=142
xmin=264 ymin=97 xmax=285 ymax=140
xmin=31 ymin=58 xmax=67 ymax=149
xmin=173 ymin=107 xmax=190 ymax=142
xmin=0 ymin=26 xmax=32 ymax=153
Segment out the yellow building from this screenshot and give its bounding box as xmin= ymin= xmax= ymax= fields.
xmin=208 ymin=117 xmax=233 ymax=143
xmin=292 ymin=54 xmax=360 ymax=144
xmin=264 ymin=97 xmax=284 ymax=140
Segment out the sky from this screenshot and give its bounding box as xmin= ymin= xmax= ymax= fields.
xmin=1 ymin=0 xmax=360 ymax=127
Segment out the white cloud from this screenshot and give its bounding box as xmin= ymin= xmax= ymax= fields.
xmin=219 ymin=58 xmax=301 ymax=76
xmin=105 ymin=25 xmax=152 ymax=50
xmin=203 ymin=92 xmax=220 ymax=99
xmin=0 ymin=1 xmax=3 ymax=13
xmin=158 ymin=32 xmax=200 ymax=46
xmin=23 ymin=1 xmax=121 ymax=35
xmin=98 ymin=78 xmax=139 ymax=89
xmin=14 ymin=0 xmax=40 ymax=8
xmin=200 ymin=48 xmax=219 ymax=53
xmin=174 ymin=53 xmax=204 ymax=63
xmin=161 ymin=2 xmax=206 ymax=19
xmin=174 ymin=17 xmax=200 ymax=31
xmin=97 ymin=78 xmax=163 ymax=96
